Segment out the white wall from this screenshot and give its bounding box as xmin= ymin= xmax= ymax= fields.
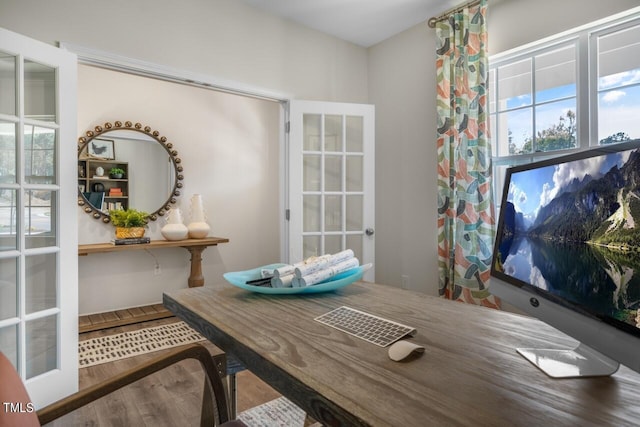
xmin=368 ymin=23 xmax=434 ymax=293
xmin=3 ymin=0 xmax=639 ymax=312
xmin=368 ymin=0 xmax=640 ymax=295
xmin=489 ymin=0 xmax=640 ymax=54
xmin=0 ymin=0 xmax=369 ymax=104
xmin=0 ymin=0 xmax=370 ymax=314
xmin=76 ymin=65 xmax=281 ymax=313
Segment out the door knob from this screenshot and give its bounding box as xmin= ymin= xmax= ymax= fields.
xmin=365 ymin=228 xmax=374 ymax=236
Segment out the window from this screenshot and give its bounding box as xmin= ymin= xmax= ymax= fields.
xmin=489 ymin=9 xmax=640 ymax=196
xmin=0 ymin=116 xmax=56 ymax=242
xmin=596 ymin=22 xmax=640 ymax=143
xmin=24 ymin=125 xmax=56 ymax=241
xmin=491 ymin=42 xmax=577 ymax=157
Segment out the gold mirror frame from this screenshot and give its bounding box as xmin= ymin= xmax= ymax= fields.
xmin=77 ymin=120 xmax=184 ymax=223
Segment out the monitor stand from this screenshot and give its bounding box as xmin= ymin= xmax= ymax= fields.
xmin=517 ymin=343 xmax=620 ymax=378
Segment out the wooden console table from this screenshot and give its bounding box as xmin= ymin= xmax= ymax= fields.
xmin=78 ymin=237 xmax=229 ymax=332
xmin=78 ymin=237 xmax=229 ymax=288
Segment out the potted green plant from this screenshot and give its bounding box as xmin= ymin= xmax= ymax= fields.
xmin=109 ymin=208 xmax=149 ymax=239
xmin=109 ymin=167 xmax=125 ymax=179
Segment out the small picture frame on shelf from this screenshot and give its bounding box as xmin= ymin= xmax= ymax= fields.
xmin=78 ymin=184 xmax=85 ymax=193
xmin=88 ymin=138 xmax=115 ymax=160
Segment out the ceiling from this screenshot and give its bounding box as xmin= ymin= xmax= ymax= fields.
xmin=240 ymin=0 xmax=463 ymax=47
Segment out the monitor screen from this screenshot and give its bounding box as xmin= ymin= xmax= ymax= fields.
xmin=491 ymin=139 xmax=640 ymax=377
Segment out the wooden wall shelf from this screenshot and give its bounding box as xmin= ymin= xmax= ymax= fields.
xmin=78 ymin=237 xmax=229 ymax=288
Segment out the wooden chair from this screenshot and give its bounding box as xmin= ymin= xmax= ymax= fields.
xmin=0 ymin=343 xmax=247 ymax=427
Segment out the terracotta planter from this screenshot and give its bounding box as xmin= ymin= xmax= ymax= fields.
xmin=115 ymin=227 xmax=145 ymax=239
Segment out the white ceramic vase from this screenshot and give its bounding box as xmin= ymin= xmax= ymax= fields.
xmin=187 ymin=194 xmax=210 ymax=239
xmin=161 ymin=208 xmax=189 ymax=241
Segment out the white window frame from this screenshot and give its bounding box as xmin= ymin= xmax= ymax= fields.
xmin=489 ymin=7 xmax=640 ymax=198
xmin=491 ymin=38 xmax=581 ymax=157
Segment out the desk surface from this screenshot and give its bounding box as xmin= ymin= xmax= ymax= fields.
xmin=163 ymin=281 xmax=640 ymax=426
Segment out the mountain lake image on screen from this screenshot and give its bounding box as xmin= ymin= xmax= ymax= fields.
xmin=490 ymin=139 xmax=640 ymax=378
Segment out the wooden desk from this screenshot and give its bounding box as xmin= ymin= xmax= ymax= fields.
xmin=163 ymin=281 xmax=640 ymax=426
xmin=79 ymin=237 xmax=229 ymax=287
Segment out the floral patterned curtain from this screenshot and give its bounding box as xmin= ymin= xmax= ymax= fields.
xmin=436 ymin=0 xmax=499 ymax=308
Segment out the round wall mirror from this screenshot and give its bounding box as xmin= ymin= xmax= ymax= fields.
xmin=77 ymin=121 xmax=184 ymax=222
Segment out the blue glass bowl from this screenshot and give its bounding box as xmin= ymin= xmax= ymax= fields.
xmin=223 ymin=263 xmax=366 ymax=294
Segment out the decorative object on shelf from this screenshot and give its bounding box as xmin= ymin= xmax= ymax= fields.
xmin=109 ymin=167 xmax=125 ymax=179
xmin=112 ymin=236 xmax=151 ymax=245
xmin=161 ymin=208 xmax=189 ymax=241
xmin=114 ymin=227 xmax=145 ymax=239
xmin=223 ymin=263 xmax=371 ymax=295
xmin=77 ymin=120 xmax=185 ymax=223
xmin=92 ymin=182 xmax=105 ymax=192
xmin=187 ymin=194 xmax=210 ymax=239
xmin=95 ymin=166 xmax=105 ymax=177
xmin=87 ymin=137 xmax=115 ymax=159
xmin=109 ymin=208 xmax=149 ymax=239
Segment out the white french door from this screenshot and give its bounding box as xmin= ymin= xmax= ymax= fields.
xmin=288 ymin=100 xmax=375 ymax=281
xmin=0 ymin=28 xmax=78 ymax=408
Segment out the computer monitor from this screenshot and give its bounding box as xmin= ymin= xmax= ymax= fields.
xmin=490 ymin=139 xmax=640 ymax=378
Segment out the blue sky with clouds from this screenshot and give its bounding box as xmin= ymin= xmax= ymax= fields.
xmin=503 ymin=69 xmax=640 ymax=151
xmin=507 ymin=149 xmax=632 ymax=218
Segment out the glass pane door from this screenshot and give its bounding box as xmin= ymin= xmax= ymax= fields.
xmin=289 ymin=101 xmax=375 ymax=281
xmin=0 ymin=27 xmax=77 ymax=408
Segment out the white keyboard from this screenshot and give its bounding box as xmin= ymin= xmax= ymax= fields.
xmin=314 ymin=306 xmax=417 ymax=347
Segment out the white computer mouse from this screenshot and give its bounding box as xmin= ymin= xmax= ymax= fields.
xmin=387 ymin=340 xmax=425 ymax=362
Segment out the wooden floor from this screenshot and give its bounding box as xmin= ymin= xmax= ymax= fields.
xmin=48 ymin=317 xmax=303 ymax=426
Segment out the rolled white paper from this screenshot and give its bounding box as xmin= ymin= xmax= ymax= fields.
xmin=273 ymin=264 xmax=297 ymax=278
xmin=296 ymin=269 xmax=334 ymax=287
xmin=271 ymin=274 xmax=294 ymax=288
xmin=261 ymin=268 xmax=276 ymax=278
xmin=296 ymin=257 xmax=360 ymax=287
xmin=294 ymin=249 xmax=355 ymax=278
xmin=295 ymin=258 xmax=330 ymax=278
xmin=330 ymin=249 xmax=355 ymax=264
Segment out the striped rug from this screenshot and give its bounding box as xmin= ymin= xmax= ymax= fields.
xmin=78 ymin=321 xmax=205 ymax=367
xmin=78 ymin=321 xmax=320 ymax=426
xmin=238 ymin=396 xmax=308 ymax=427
